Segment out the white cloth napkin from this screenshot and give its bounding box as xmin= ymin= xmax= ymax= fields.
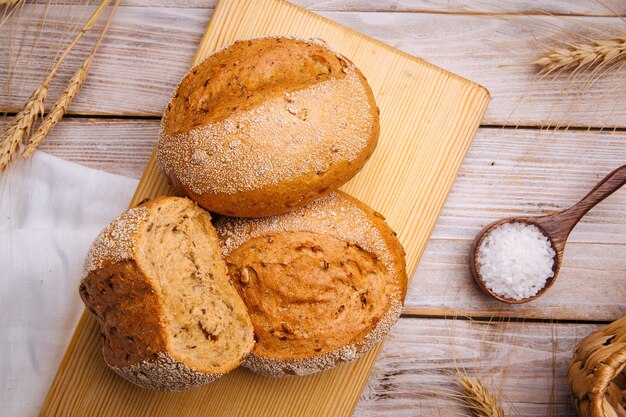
xmin=0 ymin=152 xmax=138 ymax=417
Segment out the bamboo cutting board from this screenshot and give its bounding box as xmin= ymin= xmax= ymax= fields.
xmin=40 ymin=0 xmax=490 ymax=416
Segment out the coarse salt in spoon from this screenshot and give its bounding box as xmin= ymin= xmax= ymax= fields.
xmin=470 ymin=163 xmax=626 ymax=304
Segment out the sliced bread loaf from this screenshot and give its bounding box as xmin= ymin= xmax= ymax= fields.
xmin=79 ymin=196 xmax=254 ymax=391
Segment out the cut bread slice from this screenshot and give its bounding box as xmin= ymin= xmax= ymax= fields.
xmin=79 ymin=196 xmax=254 ymax=391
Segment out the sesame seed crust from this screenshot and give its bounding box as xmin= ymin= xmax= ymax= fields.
xmin=157 ymin=72 xmax=371 ymax=196
xmin=81 ymin=206 xmax=149 ymax=280
xmin=215 ymin=191 xmax=407 ymax=377
xmin=217 ymin=192 xmax=395 ymax=273
xmin=156 ymin=36 xmax=379 ymax=217
xmin=109 ymin=352 xmax=222 ymax=392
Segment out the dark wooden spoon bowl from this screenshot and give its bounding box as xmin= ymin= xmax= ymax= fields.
xmin=470 ymin=163 xmax=626 ymax=304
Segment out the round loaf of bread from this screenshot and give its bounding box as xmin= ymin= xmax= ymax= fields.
xmin=157 ymin=36 xmax=379 ymax=217
xmin=214 ymin=191 xmax=407 ymax=376
xmin=79 ymin=196 xmax=254 ymax=391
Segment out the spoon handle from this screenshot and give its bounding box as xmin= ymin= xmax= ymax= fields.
xmin=536 ymin=164 xmax=626 ymax=247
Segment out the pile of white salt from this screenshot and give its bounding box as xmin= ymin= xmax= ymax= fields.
xmin=477 ymin=222 xmax=556 ymax=300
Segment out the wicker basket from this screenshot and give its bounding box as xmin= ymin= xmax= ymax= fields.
xmin=569 ymin=316 xmax=626 ymax=417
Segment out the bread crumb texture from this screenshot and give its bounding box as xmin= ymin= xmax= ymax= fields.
xmin=80 ymin=197 xmax=254 ymax=391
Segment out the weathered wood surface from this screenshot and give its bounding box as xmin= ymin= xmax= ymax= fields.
xmin=2 ymin=4 xmax=626 ymax=127
xmin=7 ymin=117 xmax=624 ymax=322
xmin=3 ymin=1 xmax=624 ymax=416
xmin=353 ymin=318 xmax=601 ymax=417
xmin=17 ymin=0 xmax=626 ymax=15
xmin=409 ymin=127 xmax=626 ymax=321
xmin=37 ymin=0 xmax=492 ymax=415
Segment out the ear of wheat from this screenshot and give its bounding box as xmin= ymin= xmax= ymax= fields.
xmin=535 ymin=37 xmax=626 ymax=74
xmin=20 ymin=55 xmax=95 ymax=158
xmin=21 ymin=0 xmax=120 ymax=159
xmin=0 ymin=0 xmax=115 ymax=172
xmin=0 ymin=81 xmax=48 ymax=171
xmin=455 ymin=372 xmax=505 ymax=417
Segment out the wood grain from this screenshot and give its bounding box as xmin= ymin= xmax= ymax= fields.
xmin=2 ymin=4 xmax=625 ymax=127
xmin=49 ymin=0 xmax=626 ymax=16
xmin=2 ymin=1 xmax=621 ymax=416
xmin=24 ymin=118 xmax=156 ymax=178
xmin=468 ymin=165 xmax=626 ymax=304
xmin=535 ymin=164 xmax=626 ymax=246
xmin=38 ymin=0 xmax=490 ymax=415
xmin=353 ymin=318 xmax=601 ymax=417
xmin=407 ymin=128 xmax=626 ymax=321
xmin=8 ymin=117 xmax=623 ymax=321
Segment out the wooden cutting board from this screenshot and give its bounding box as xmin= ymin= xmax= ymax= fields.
xmin=40 ymin=0 xmax=490 ymax=416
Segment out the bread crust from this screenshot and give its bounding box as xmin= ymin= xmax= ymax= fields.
xmin=80 ymin=197 xmax=252 ymax=391
xmin=157 ymin=36 xmax=379 ymax=217
xmin=215 ymin=191 xmax=407 ymax=376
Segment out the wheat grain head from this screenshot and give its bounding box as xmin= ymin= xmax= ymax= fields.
xmin=455 ymin=372 xmax=505 ymax=417
xmin=0 ymin=80 xmax=49 ymax=172
xmin=0 ymin=0 xmax=117 ymax=171
xmin=21 ymin=55 xmax=94 ymax=158
xmin=535 ymin=37 xmax=626 ymax=75
xmin=20 ymin=0 xmax=120 ymax=159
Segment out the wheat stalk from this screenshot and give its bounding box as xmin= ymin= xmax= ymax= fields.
xmin=21 ymin=0 xmax=120 ymax=158
xmin=0 ymin=82 xmax=49 ymax=171
xmin=455 ymin=372 xmax=505 ymax=417
xmin=20 ymin=59 xmax=94 ymax=158
xmin=0 ymin=0 xmax=21 ymax=6
xmin=0 ymin=0 xmax=114 ymax=172
xmin=535 ymin=37 xmax=626 ymax=75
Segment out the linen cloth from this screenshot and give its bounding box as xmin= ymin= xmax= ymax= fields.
xmin=0 ymin=152 xmax=138 ymax=416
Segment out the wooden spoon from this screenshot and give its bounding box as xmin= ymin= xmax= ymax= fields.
xmin=470 ymin=164 xmax=626 ymax=304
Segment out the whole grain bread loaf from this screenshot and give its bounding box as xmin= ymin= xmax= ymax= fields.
xmin=79 ymin=196 xmax=254 ymax=391
xmin=215 ymin=191 xmax=406 ymax=376
xmin=157 ymin=36 xmax=379 ymax=217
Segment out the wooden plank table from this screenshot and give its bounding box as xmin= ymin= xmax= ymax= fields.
xmin=2 ymin=1 xmax=625 ymax=416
